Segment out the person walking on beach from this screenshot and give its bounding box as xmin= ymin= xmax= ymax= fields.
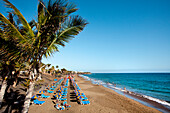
xmin=124 ymin=87 xmax=126 ymax=91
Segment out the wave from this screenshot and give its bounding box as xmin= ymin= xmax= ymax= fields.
xmin=142 ymin=95 xmax=170 ymax=107
xmin=79 ymin=74 xmax=170 ymax=107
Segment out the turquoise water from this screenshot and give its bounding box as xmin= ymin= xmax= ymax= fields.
xmin=83 ymin=73 xmax=170 ymax=103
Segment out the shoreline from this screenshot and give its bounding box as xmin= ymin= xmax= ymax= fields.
xmin=76 ymin=75 xmax=161 ymax=113
xmin=80 ymin=74 xmax=170 ymax=113
xmin=28 ymin=74 xmax=162 ymax=113
xmin=124 ymin=91 xmax=170 ymax=113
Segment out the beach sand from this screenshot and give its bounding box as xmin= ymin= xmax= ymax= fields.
xmin=28 ymin=75 xmax=161 ymax=113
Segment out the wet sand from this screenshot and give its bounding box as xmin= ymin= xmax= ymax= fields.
xmin=123 ymin=91 xmax=170 ymax=113
xmin=28 ymin=75 xmax=161 ymax=113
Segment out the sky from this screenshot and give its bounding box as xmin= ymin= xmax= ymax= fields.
xmin=0 ymin=0 xmax=170 ymax=73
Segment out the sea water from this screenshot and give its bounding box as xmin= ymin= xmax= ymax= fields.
xmin=80 ymin=73 xmax=170 ymax=110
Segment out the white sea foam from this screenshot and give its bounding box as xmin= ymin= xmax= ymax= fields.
xmin=142 ymin=95 xmax=170 ymax=107
xmin=79 ymin=74 xmax=170 ymax=107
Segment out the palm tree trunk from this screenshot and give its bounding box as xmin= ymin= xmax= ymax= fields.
xmin=13 ymin=80 xmax=17 ymax=88
xmin=0 ymin=78 xmax=8 ymax=108
xmin=21 ymin=81 xmax=35 ymax=113
xmin=0 ymin=65 xmax=12 ymax=108
xmin=13 ymin=71 xmax=20 ymax=88
xmin=37 ymin=73 xmax=42 ymax=80
xmin=36 ymin=63 xmax=42 ymax=80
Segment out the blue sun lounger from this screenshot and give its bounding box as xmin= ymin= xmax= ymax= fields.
xmin=61 ymin=93 xmax=67 ymax=96
xmin=59 ymin=97 xmax=67 ymax=101
xmin=61 ymin=95 xmax=66 ymax=98
xmin=63 ymin=88 xmax=68 ymax=90
xmin=52 ymin=86 xmax=57 ymax=88
xmin=41 ymin=94 xmax=50 ymax=98
xmin=33 ymin=99 xmax=45 ymax=105
xmin=47 ymin=90 xmax=54 ymax=93
xmin=50 ymin=88 xmax=55 ymax=90
xmin=80 ymin=100 xmax=90 ymax=105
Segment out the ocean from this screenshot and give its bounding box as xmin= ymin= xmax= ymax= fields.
xmin=80 ymin=73 xmax=170 ymax=112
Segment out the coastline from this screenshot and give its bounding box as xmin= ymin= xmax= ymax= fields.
xmin=124 ymin=91 xmax=170 ymax=113
xmin=28 ymin=74 xmax=161 ymax=113
xmin=76 ymin=75 xmax=161 ymax=113
xmin=80 ymin=74 xmax=170 ymax=113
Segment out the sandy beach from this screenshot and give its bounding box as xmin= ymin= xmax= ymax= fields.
xmin=1 ymin=1 xmax=169 ymax=113
xmin=28 ymin=74 xmax=161 ymax=113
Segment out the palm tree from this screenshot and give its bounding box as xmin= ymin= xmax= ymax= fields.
xmin=56 ymin=65 xmax=59 ymax=68
xmin=46 ymin=63 xmax=51 ymax=73
xmin=56 ymin=65 xmax=59 ymax=69
xmin=1 ymin=0 xmax=88 ymax=112
xmin=61 ymin=68 xmax=67 ymax=73
xmin=40 ymin=63 xmax=47 ymax=73
xmin=23 ymin=0 xmax=88 ymax=112
xmin=33 ymin=0 xmax=87 ymax=70
xmin=0 ymin=9 xmax=34 ymax=107
xmin=50 ymin=66 xmax=55 ymax=75
xmin=12 ymin=62 xmax=30 ymax=88
xmin=36 ymin=62 xmax=46 ymax=80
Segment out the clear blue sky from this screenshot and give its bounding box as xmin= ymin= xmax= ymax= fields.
xmin=1 ymin=0 xmax=170 ymax=73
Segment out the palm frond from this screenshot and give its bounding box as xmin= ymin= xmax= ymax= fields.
xmin=44 ymin=15 xmax=88 ymax=56
xmin=0 ymin=13 xmax=26 ymax=43
xmin=39 ymin=0 xmax=52 ymax=17
xmin=66 ymin=2 xmax=78 ymax=15
xmin=3 ymin=0 xmax=35 ymax=39
xmin=45 ymin=43 xmax=59 ymax=58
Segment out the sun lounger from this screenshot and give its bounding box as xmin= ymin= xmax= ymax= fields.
xmin=55 ymin=104 xmax=65 ymax=110
xmin=41 ymin=94 xmax=50 ymax=98
xmin=61 ymin=90 xmax=67 ymax=93
xmin=63 ymin=101 xmax=71 ymax=108
xmin=33 ymin=99 xmax=45 ymax=105
xmin=50 ymin=88 xmax=55 ymax=90
xmin=61 ymin=95 xmax=67 ymax=98
xmin=62 ymin=93 xmax=67 ymax=96
xmin=64 ymin=88 xmax=68 ymax=90
xmin=52 ymin=86 xmax=57 ymax=88
xmin=80 ymin=100 xmax=90 ymax=105
xmin=47 ymin=90 xmax=54 ymax=93
xmin=59 ymin=98 xmax=67 ymax=101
